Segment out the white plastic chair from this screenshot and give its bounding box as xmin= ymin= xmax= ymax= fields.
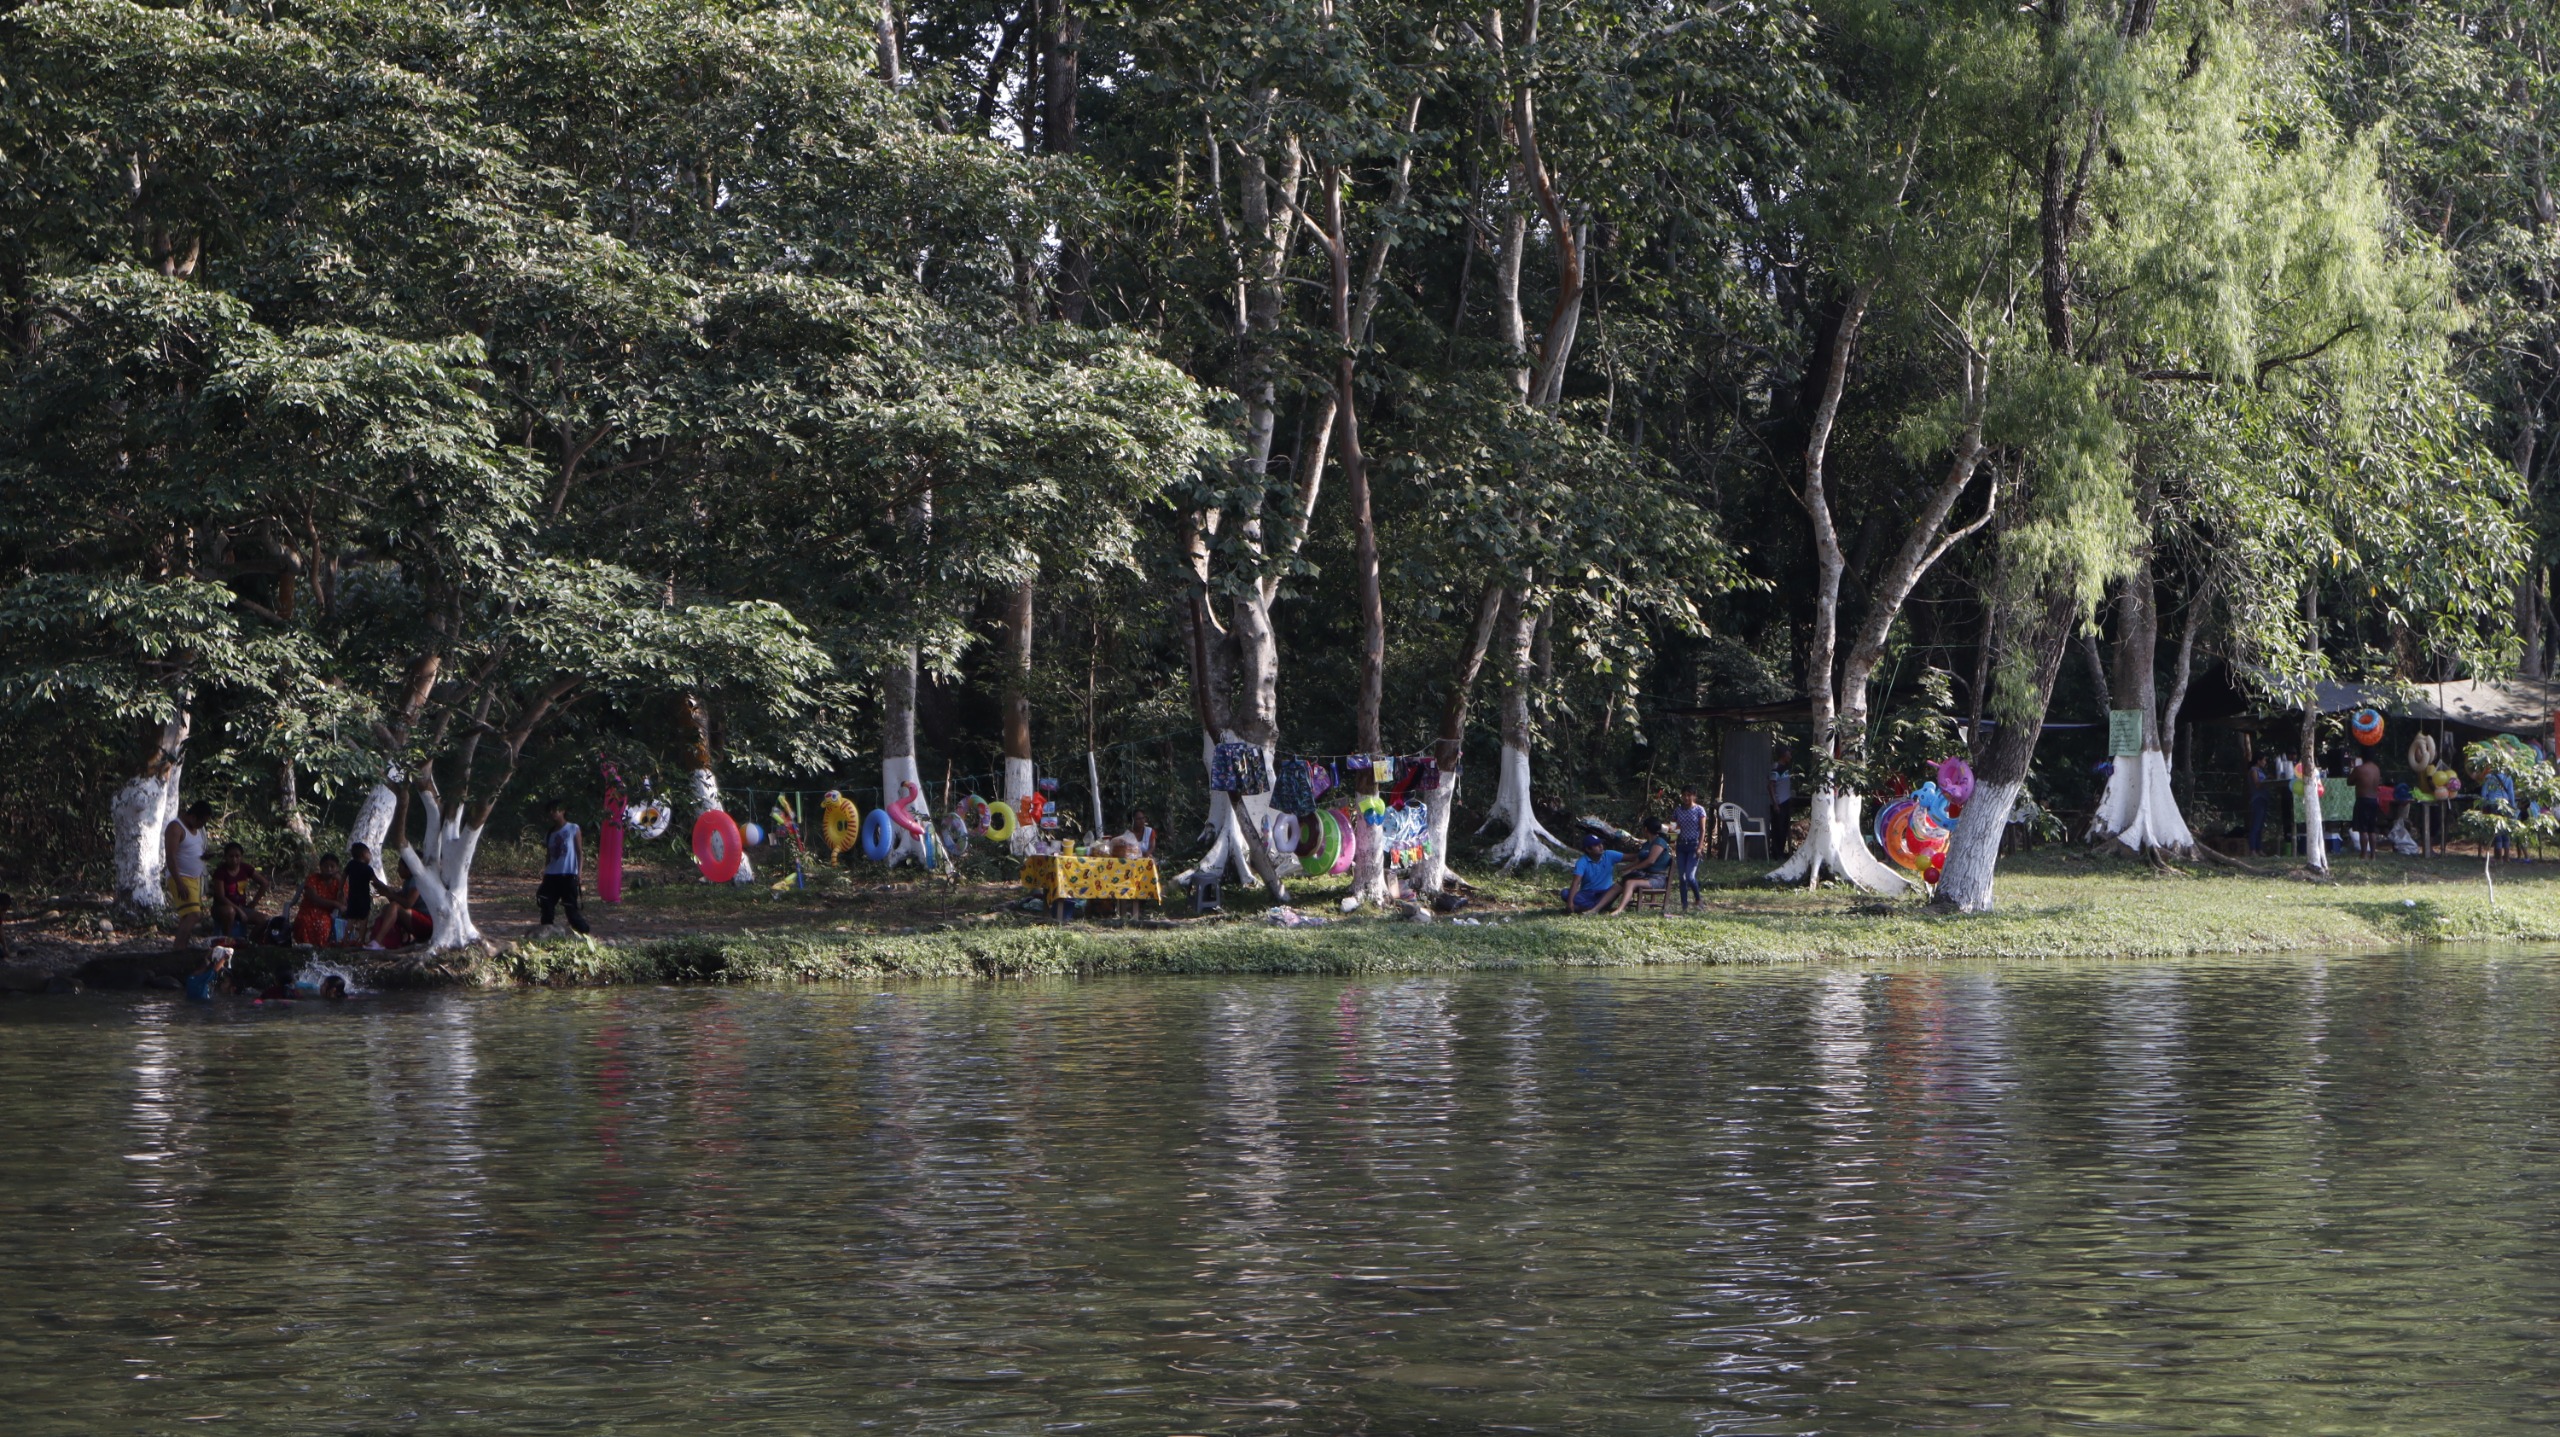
xmin=1718 ymin=802 xmax=1768 ymax=860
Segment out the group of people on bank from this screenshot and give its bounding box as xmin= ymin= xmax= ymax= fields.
xmin=159 ymin=802 xmax=432 ymax=951
xmin=1561 ymin=787 xmax=1714 ymax=916
xmin=157 ymin=801 xmax=597 ymax=953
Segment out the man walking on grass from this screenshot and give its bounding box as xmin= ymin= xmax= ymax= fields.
xmin=537 ymin=802 xmax=591 ymax=936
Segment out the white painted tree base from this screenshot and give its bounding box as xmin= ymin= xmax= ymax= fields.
xmin=1765 ymin=790 xmax=1911 ymax=895
xmin=1932 ymin=778 xmax=2019 ymax=912
xmin=880 ymin=755 xmax=937 ymax=869
xmin=1187 ymin=733 xmax=1288 ymax=897
xmin=111 ymin=767 xmax=181 ymax=912
xmin=1478 ymin=742 xmax=1568 ymax=871
xmin=691 ymin=767 xmax=755 ymax=883
xmin=402 ymin=794 xmax=486 ymax=953
xmin=349 ymin=781 xmax=397 ymax=862
xmin=1003 ymin=756 xmax=1036 ymax=857
xmin=1415 ymin=772 xmax=1460 ymax=893
xmin=2088 ymin=747 xmax=2195 ymax=855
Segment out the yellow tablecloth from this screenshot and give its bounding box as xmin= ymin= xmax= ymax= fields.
xmin=1019 ymin=855 xmax=1162 ymax=904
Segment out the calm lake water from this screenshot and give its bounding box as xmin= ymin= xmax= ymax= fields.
xmin=4 ymin=953 xmax=2558 ymax=1434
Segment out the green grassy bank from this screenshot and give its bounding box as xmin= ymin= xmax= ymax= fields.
xmin=482 ymin=850 xmax=2560 ymax=987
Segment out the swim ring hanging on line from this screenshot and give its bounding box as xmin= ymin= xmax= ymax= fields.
xmin=889 ymin=781 xmax=926 ymax=836
xmin=984 ymin=801 xmax=1018 ymax=842
xmin=2351 ymin=708 xmax=2385 ymax=746
xmin=859 ymin=809 xmax=895 ymax=862
xmin=1328 ymin=806 xmax=1361 ymax=876
xmin=819 ymin=791 xmax=860 ymax=861
xmin=625 ymin=799 xmax=673 ymax=840
xmin=692 ymin=809 xmax=744 ymax=884
xmin=1267 ymin=811 xmax=1301 ymax=854
xmin=1303 ymin=809 xmax=1341 ymax=877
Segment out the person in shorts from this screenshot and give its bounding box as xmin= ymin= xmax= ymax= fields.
xmin=163 ymin=801 xmax=213 ymax=948
xmin=2351 ymin=750 xmax=2385 ymax=856
xmin=341 ymin=842 xmax=393 ymax=944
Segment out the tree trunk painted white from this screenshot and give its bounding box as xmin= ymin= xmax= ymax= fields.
xmin=880 ymin=644 xmax=937 ymax=869
xmin=1933 ymin=778 xmax=2021 ymax=913
xmin=2298 ymin=769 xmax=2329 ymax=872
xmin=1188 ymin=732 xmax=1289 ymax=897
xmin=1086 ymin=748 xmax=1106 ymax=837
xmin=1001 ymin=580 xmax=1039 ymax=856
xmin=350 ymin=778 xmax=397 ymax=859
xmin=1480 ymin=740 xmax=1568 ymax=871
xmin=110 ymin=768 xmax=181 ymax=912
xmin=680 ymin=693 xmax=753 ymax=881
xmin=2298 ymin=588 xmax=2329 ymax=874
xmin=1415 ymin=769 xmax=1460 ymax=893
xmin=881 ymin=753 xmax=935 ymax=869
xmin=111 ymin=712 xmax=190 ymax=911
xmin=2089 ymin=746 xmax=2196 ymax=856
xmin=401 ymin=792 xmax=485 ymax=953
xmin=1479 ymin=600 xmax=1568 ymax=872
xmin=689 ymin=766 xmax=754 ymax=883
xmin=1003 ymin=756 xmax=1037 ymax=857
xmin=1766 ymin=790 xmax=1912 ymax=894
xmin=1352 ymin=811 xmax=1387 ymax=907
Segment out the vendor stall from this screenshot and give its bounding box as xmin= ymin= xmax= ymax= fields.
xmin=1020 ymin=854 xmax=1162 ymax=914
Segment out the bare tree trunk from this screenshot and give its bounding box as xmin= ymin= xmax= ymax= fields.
xmin=875 ymin=0 xmax=902 ymax=83
xmin=2519 ymin=564 xmax=2546 ymax=681
xmin=280 ymin=757 xmax=315 ymax=867
xmin=1041 ymin=0 xmax=1089 ymax=322
xmin=1318 ymin=161 xmax=1391 ymax=907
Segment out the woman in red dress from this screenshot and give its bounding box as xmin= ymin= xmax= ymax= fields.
xmin=292 ymin=854 xmax=348 ymax=947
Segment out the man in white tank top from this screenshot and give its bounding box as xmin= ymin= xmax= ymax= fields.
xmin=163 ymin=801 xmax=213 ymax=948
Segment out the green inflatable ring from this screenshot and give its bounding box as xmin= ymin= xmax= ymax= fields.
xmin=1302 ymin=808 xmax=1342 ymax=876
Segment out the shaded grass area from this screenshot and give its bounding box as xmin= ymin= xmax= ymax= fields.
xmin=485 ymin=848 xmax=2560 ymax=986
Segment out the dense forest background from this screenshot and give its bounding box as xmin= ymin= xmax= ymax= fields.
xmin=1 ymin=0 xmax=2551 ymax=923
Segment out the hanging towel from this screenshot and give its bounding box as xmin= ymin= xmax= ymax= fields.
xmin=1210 ymin=741 xmax=1270 ymax=795
xmin=1273 ymin=759 xmax=1316 ymax=815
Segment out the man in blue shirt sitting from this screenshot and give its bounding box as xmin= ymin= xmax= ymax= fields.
xmin=1564 ymin=833 xmax=1622 ymax=914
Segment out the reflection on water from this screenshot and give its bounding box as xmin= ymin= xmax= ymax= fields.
xmin=6 ymin=953 xmax=2560 ymax=1433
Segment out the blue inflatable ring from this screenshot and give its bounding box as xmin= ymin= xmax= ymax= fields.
xmin=860 ymin=808 xmax=895 ymax=861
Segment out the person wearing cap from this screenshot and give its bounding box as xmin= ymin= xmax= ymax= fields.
xmin=1563 ymin=833 xmax=1624 ymax=914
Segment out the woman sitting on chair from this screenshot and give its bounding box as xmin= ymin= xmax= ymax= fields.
xmin=1598 ymin=819 xmax=1674 ymax=914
